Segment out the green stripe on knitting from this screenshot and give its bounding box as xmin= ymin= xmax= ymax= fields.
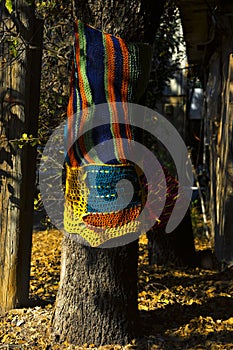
xmin=78 ymin=21 xmax=93 ymax=107
xmin=102 ymin=33 xmax=109 ymax=106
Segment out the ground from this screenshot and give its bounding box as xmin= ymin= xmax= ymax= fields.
xmin=0 ymin=206 xmax=233 ymax=349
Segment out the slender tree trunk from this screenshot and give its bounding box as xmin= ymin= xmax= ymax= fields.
xmin=0 ymin=1 xmax=43 ymax=314
xmin=52 ymin=0 xmax=165 ymax=346
xmin=147 ymin=208 xmax=196 ymax=267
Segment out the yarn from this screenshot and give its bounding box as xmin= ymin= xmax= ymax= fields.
xmin=66 ymin=20 xmax=152 ymax=167
xmin=64 ymin=20 xmax=180 ymax=247
xmin=64 ymin=163 xmax=143 ymax=246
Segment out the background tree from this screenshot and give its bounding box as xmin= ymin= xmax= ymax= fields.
xmin=144 ymin=0 xmax=196 ymax=267
xmin=0 ymin=0 xmax=43 ymax=314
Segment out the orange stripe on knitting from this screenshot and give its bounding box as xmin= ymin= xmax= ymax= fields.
xmin=83 ymin=205 xmax=141 ymax=228
xmin=74 ymin=23 xmax=94 ymax=165
xmin=105 ymin=34 xmax=126 ymax=162
xmin=105 ymin=34 xmax=116 ymax=103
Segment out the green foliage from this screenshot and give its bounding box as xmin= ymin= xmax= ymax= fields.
xmin=1 ymin=0 xmax=184 ymax=145
xmin=5 ymin=0 xmax=13 ymax=14
xmin=8 ymin=38 xmax=18 ymax=58
xmin=35 ymin=0 xmax=185 ymax=142
xmin=36 ymin=0 xmax=57 ymax=14
xmin=35 ymin=0 xmax=73 ymax=141
xmin=34 ymin=192 xmax=42 ymax=210
xmin=10 ymin=133 xmax=40 ymax=148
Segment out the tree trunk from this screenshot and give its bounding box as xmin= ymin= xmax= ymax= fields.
xmin=52 ymin=0 xmax=165 ymax=346
xmin=147 ymin=208 xmax=196 ymax=267
xmin=52 ymin=238 xmax=139 ymax=345
xmin=0 ymin=1 xmax=43 ymax=314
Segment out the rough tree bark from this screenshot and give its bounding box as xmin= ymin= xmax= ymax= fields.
xmin=52 ymin=0 xmax=165 ymax=346
xmin=0 ymin=1 xmax=43 ymax=314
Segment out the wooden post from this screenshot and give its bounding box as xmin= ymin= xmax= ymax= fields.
xmin=0 ymin=1 xmax=43 ymax=314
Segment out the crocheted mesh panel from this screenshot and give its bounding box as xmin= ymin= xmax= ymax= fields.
xmin=64 ymin=164 xmax=143 ymax=246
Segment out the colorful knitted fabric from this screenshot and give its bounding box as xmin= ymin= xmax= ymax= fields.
xmin=64 ymin=20 xmax=153 ymax=246
xmin=65 ymin=20 xmax=152 ymax=167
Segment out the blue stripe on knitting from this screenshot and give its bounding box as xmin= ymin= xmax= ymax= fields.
xmin=92 ymin=124 xmax=116 ymax=163
xmin=72 ymin=84 xmax=78 ymax=114
xmin=64 ymin=123 xmax=70 ymax=165
xmin=85 ymin=25 xmax=107 ymax=105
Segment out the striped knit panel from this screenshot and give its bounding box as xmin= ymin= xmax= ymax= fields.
xmin=66 ymin=20 xmax=141 ymax=167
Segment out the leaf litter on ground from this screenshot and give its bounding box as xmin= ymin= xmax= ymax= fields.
xmin=1 ymin=207 xmax=233 ymax=349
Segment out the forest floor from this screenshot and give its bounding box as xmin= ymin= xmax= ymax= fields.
xmin=1 ymin=206 xmax=233 ymax=349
